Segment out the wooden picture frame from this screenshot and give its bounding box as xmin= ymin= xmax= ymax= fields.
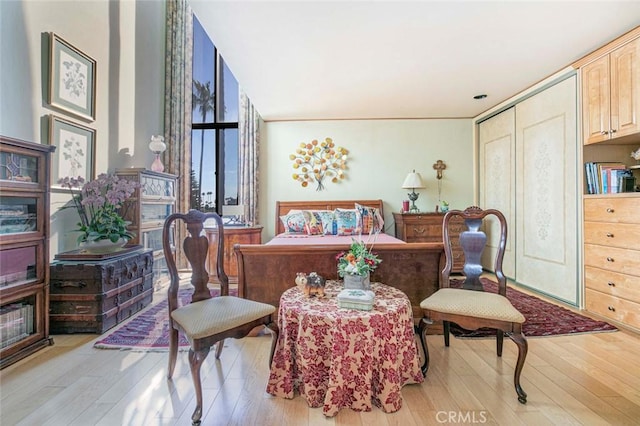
xmin=49 ymin=114 xmax=95 ymax=188
xmin=48 ymin=33 xmax=96 ymax=121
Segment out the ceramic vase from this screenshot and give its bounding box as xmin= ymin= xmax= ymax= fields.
xmin=79 ymin=238 xmax=127 ymax=254
xmin=343 ymin=272 xmax=371 ymax=291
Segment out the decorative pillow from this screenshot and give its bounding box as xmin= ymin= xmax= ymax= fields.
xmin=315 ymin=210 xmax=337 ymax=235
xmin=279 ymin=211 xmax=306 ymax=233
xmin=334 ymin=209 xmax=360 ymax=236
xmin=302 ymin=210 xmax=323 ymax=235
xmin=356 ymin=203 xmax=384 ymax=234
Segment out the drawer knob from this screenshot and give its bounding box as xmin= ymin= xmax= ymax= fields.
xmin=606 ymin=208 xmax=614 ymax=213
xmin=607 ymin=282 xmax=616 ymax=287
xmin=601 ymin=130 xmax=609 ymax=135
xmin=606 ymin=257 xmax=614 ymax=262
xmin=413 ymin=227 xmax=425 ymax=234
xmin=608 ymin=306 xmax=615 ymax=312
xmin=606 ymin=233 xmax=614 ymax=238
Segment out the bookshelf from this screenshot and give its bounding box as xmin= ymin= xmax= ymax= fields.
xmin=579 ymin=27 xmax=640 ymax=332
xmin=0 ymin=136 xmax=55 ymax=368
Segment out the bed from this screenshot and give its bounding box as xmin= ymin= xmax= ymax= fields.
xmin=234 ymin=199 xmax=444 ymax=322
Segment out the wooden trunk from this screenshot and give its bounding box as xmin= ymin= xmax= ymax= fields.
xmin=49 ymin=249 xmax=154 ymax=334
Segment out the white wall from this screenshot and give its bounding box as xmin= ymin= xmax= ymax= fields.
xmin=261 ymin=119 xmax=475 ymax=239
xmin=0 ymin=0 xmax=165 ymax=256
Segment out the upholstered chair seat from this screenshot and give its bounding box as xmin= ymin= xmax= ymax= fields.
xmin=420 ymin=288 xmax=525 ymax=323
xmin=171 ymin=297 xmax=276 ymax=340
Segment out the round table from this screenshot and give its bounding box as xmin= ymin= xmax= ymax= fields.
xmin=266 ymin=280 xmax=423 ymax=417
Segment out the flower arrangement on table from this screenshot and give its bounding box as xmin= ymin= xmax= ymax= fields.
xmin=57 ymin=173 xmax=139 ymax=244
xmin=290 ymin=137 xmax=348 ymax=191
xmin=336 ymin=239 xmax=382 ymax=277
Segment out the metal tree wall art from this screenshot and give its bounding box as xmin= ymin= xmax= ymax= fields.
xmin=290 ymin=137 xmax=348 ymax=191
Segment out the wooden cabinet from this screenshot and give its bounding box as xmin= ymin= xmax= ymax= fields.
xmin=115 ymin=168 xmax=177 ymax=290
xmin=582 ymin=35 xmax=640 ymax=145
xmin=0 ymin=136 xmax=55 ymax=369
xmin=206 ymin=225 xmax=262 ymax=283
xmin=393 ymin=212 xmax=463 ymax=273
xmin=49 ymin=248 xmax=153 ymax=333
xmin=583 ymin=195 xmax=640 ymax=331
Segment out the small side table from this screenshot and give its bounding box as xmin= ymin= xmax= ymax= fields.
xmin=205 ymin=225 xmax=262 ymax=283
xmin=267 ymin=281 xmax=423 ymax=417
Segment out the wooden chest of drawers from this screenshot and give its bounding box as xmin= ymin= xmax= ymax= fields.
xmin=49 ymin=249 xmax=154 ymax=334
xmin=583 ymin=195 xmax=640 ymax=331
xmin=393 ymin=212 xmax=464 ymax=273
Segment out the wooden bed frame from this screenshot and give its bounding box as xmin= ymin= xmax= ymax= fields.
xmin=235 ymin=200 xmax=444 ymax=322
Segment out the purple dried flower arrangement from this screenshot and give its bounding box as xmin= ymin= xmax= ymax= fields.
xmin=57 ymin=173 xmax=139 ymax=244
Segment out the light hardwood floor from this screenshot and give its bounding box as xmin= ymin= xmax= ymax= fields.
xmin=2 ymin=307 xmax=640 ymax=425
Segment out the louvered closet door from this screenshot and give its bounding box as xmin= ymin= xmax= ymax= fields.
xmin=478 ymin=107 xmax=516 ymax=279
xmin=515 ymin=76 xmax=578 ymax=304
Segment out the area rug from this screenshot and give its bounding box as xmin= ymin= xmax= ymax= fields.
xmin=94 ymin=279 xmax=616 ymax=351
xmin=448 ymin=278 xmax=617 ymax=338
xmin=94 ymin=287 xmax=237 ymax=351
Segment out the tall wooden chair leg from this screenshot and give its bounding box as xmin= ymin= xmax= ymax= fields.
xmin=509 ymin=332 xmax=528 ymax=404
xmin=214 ymin=340 xmax=224 ymax=359
xmin=189 ymin=347 xmax=211 ymax=425
xmin=167 ymin=327 xmax=179 ymax=378
xmin=418 ymin=318 xmax=431 ymax=376
xmin=443 ymin=320 xmax=451 ymax=347
xmin=496 ymin=330 xmax=504 ymax=357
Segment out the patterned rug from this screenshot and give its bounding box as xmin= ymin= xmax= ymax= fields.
xmin=94 ymin=287 xmax=237 ymax=351
xmin=94 ymin=279 xmax=616 ymax=351
xmin=449 ymin=278 xmax=617 ymax=338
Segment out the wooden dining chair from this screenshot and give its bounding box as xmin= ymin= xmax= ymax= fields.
xmin=418 ymin=206 xmax=528 ymax=404
xmin=163 ymin=210 xmax=278 ymax=425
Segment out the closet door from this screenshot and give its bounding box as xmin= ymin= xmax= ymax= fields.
xmin=515 ymin=76 xmax=578 ymax=304
xmin=478 ymin=107 xmax=516 ymax=279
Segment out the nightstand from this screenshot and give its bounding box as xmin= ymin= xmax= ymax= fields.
xmin=393 ymin=212 xmax=464 ymax=273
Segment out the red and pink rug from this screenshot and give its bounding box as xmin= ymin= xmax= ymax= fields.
xmin=94 ymin=279 xmax=615 ymax=351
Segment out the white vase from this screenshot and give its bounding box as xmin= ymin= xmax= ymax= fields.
xmin=343 ymin=272 xmax=371 ymax=290
xmin=79 ymin=238 xmax=127 ymax=254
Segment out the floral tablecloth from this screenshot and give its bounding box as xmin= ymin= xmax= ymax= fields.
xmin=266 ymin=280 xmax=423 ymax=417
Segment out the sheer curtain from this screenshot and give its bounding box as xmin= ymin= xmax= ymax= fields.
xmin=164 ymin=0 xmax=192 ymax=269
xmin=238 ymin=90 xmax=261 ymax=226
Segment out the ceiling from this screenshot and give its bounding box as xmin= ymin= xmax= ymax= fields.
xmin=189 ymin=1 xmax=640 ymax=121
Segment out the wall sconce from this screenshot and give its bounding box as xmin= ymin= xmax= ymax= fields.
xmin=149 ymin=135 xmax=166 ymax=172
xmin=401 ymin=170 xmax=425 ymax=213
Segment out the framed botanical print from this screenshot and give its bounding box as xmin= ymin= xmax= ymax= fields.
xmin=49 ymin=114 xmax=95 ymax=188
xmin=48 ymin=33 xmax=96 ymax=121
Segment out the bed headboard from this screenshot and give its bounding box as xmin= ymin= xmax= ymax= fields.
xmin=275 ymin=199 xmax=384 ymax=235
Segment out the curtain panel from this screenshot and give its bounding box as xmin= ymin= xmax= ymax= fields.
xmin=239 ymin=90 xmax=261 ymax=226
xmin=164 ymin=0 xmax=193 ymax=269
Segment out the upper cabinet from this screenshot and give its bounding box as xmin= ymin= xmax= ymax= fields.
xmin=582 ymin=34 xmax=640 ymax=145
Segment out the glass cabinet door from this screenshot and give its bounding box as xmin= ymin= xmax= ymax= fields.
xmin=0 ymin=150 xmax=39 ymax=183
xmin=0 ymin=196 xmax=38 ymax=235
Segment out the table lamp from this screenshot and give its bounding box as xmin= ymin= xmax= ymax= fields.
xmin=149 ymin=135 xmax=166 ymax=172
xmin=401 ymin=170 xmax=425 ymax=213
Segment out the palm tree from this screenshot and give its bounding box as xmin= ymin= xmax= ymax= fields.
xmin=192 ymin=80 xmax=215 ymax=209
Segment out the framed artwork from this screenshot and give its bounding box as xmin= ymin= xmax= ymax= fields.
xmin=49 ymin=114 xmax=95 ymax=188
xmin=48 ymin=32 xmax=96 ymax=121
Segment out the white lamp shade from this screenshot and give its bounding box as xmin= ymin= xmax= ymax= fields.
xmin=149 ymin=135 xmax=166 ymax=153
xmin=402 ymin=171 xmax=425 ymax=189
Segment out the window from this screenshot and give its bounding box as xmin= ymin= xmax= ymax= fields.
xmin=191 ymin=16 xmax=239 ymax=215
